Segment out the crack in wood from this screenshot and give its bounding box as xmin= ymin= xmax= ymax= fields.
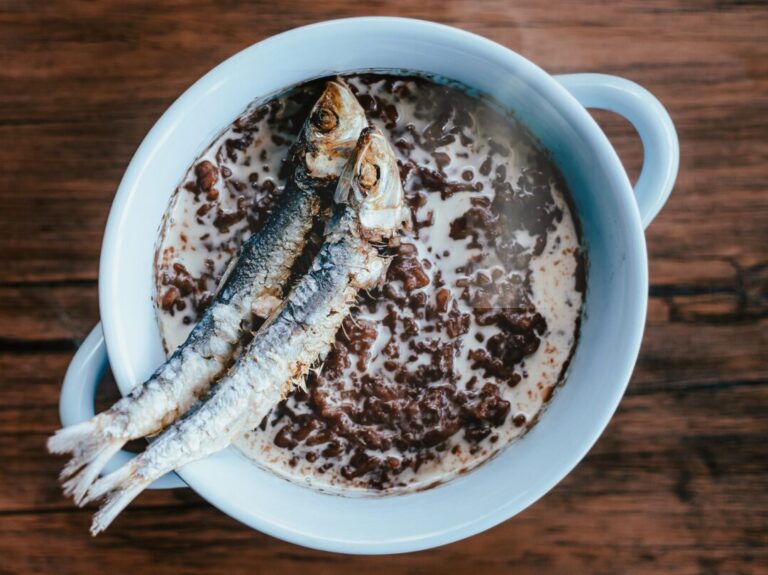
xmin=627 ymin=378 xmax=768 ymax=396
xmin=0 ymin=338 xmax=79 ymax=353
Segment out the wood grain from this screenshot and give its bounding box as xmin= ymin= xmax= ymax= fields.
xmin=1 ymin=0 xmax=766 ymax=573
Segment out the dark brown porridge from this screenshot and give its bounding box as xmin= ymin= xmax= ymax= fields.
xmin=154 ymin=73 xmax=585 ymax=493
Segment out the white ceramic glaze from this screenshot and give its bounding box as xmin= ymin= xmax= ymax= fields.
xmin=58 ymin=17 xmax=678 ymax=553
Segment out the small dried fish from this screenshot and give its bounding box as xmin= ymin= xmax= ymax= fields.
xmin=82 ymin=126 xmax=406 ymax=535
xmin=47 ymin=79 xmax=367 ymax=504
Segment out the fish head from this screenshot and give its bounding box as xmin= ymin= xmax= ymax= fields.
xmin=298 ymin=78 xmax=368 ymax=184
xmin=334 ymin=126 xmax=407 ymax=242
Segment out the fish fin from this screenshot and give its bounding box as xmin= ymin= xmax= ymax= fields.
xmin=89 ymin=481 xmax=149 ymax=536
xmin=83 ymin=458 xmax=154 ymax=535
xmin=81 ymin=458 xmax=136 ymax=506
xmin=61 ymin=442 xmax=123 ymax=506
xmin=47 ymin=419 xmax=99 ymax=455
xmin=251 ymin=293 xmax=282 ymax=318
xmin=294 ymin=376 xmax=308 ymax=393
xmin=48 ymin=416 xmax=127 ymax=505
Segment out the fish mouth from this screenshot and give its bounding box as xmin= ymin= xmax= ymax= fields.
xmin=335 ymin=126 xmax=407 ymax=240
xmin=298 ymin=78 xmax=367 ymax=184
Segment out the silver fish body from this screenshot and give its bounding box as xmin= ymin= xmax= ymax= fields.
xmin=47 ymin=79 xmax=367 ymax=504
xmin=83 ymin=126 xmax=406 ymax=534
xmin=114 ymin=176 xmax=320 ymax=435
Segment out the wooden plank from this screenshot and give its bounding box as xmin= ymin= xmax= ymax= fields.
xmin=0 ymin=1 xmax=766 ymax=282
xmin=0 ymin=284 xmax=98 ymax=344
xmin=1 ymin=348 xmax=765 ymax=546
xmin=0 ymin=501 xmax=765 ymax=575
xmin=1 ymin=383 xmax=764 ymax=574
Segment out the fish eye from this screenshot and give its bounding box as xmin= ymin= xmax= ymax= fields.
xmin=311 ymin=108 xmax=338 ymax=133
xmin=357 ymin=162 xmax=380 ymax=194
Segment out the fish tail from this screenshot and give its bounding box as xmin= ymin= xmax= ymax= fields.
xmin=47 ymin=419 xmax=99 ymax=455
xmin=48 ymin=415 xmax=127 ymax=505
xmin=83 ymin=458 xmax=153 ymax=535
xmin=61 ymin=442 xmax=123 ymax=505
xmin=90 ymin=481 xmax=149 ymax=536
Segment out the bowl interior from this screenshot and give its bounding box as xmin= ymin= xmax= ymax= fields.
xmin=100 ymin=18 xmax=647 ymax=553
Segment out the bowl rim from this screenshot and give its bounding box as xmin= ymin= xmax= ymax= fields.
xmin=99 ymin=16 xmax=648 ymax=553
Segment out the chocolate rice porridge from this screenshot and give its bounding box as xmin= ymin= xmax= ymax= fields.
xmin=154 ymin=73 xmax=585 ymax=493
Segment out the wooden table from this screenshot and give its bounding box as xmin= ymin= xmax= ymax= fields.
xmin=2 ymin=1 xmax=766 ymax=573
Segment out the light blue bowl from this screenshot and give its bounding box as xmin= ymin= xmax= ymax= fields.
xmin=59 ymin=18 xmax=679 ymax=553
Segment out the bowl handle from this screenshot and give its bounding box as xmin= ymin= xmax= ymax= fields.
xmin=58 ymin=323 xmax=187 ymax=489
xmin=554 ymin=73 xmax=679 ymax=228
